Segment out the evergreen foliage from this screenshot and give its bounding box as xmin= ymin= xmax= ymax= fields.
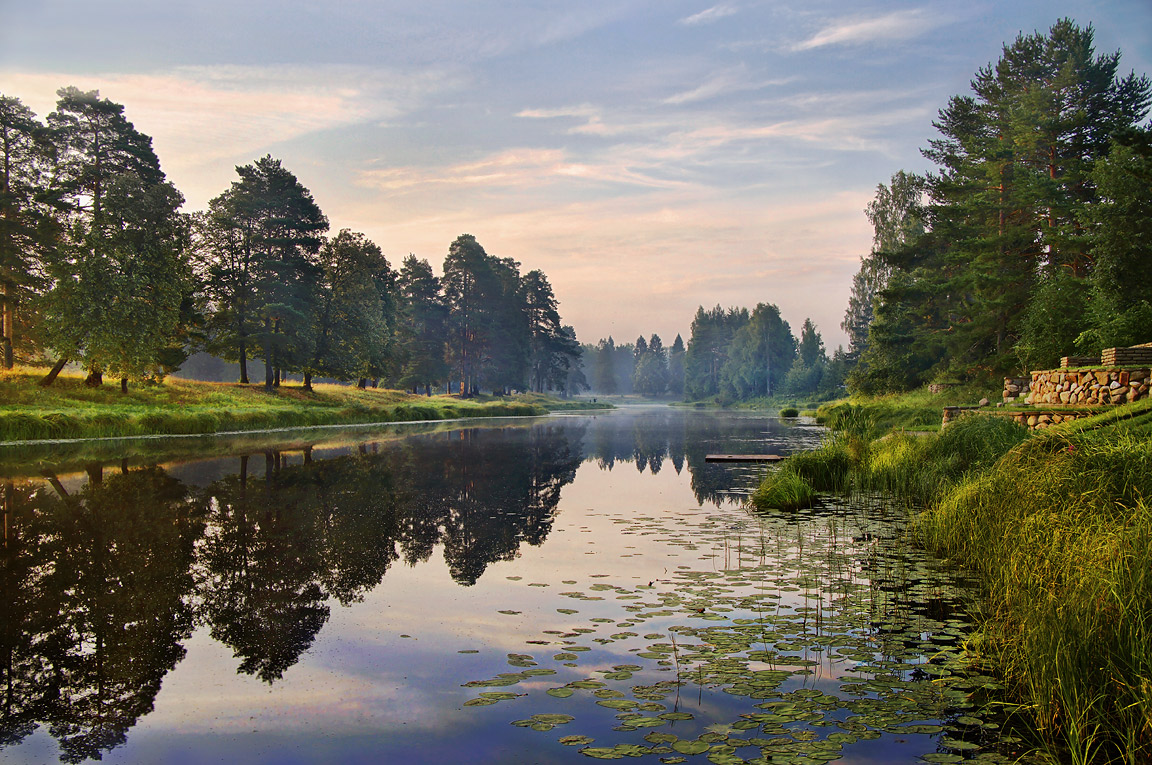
xmin=0 ymin=86 xmax=582 ymax=397
xmin=853 ymin=20 xmax=1151 ymax=390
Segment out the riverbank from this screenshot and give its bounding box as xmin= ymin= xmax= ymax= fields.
xmin=752 ymin=395 xmax=1152 ymax=762
xmin=0 ymin=369 xmax=590 ymax=442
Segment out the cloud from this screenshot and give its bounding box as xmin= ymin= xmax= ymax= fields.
xmin=0 ymin=64 xmax=465 ymax=207
xmin=357 ymin=146 xmax=687 ymax=194
xmin=663 ymin=68 xmax=791 ymax=105
xmin=792 ymin=9 xmax=936 ymax=51
xmin=515 ymin=104 xmax=600 ymax=120
xmin=679 ymin=4 xmax=740 ymax=26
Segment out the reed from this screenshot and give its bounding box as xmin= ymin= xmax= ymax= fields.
xmin=915 ymin=430 xmax=1152 ymax=763
xmin=754 ymin=393 xmax=1152 ymax=761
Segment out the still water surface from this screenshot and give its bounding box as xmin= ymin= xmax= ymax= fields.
xmin=1 ymin=408 xmax=1009 ymax=764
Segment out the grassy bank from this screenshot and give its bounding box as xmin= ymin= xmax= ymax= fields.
xmin=0 ymin=369 xmax=556 ymax=442
xmin=752 ymin=395 xmax=1152 ymax=762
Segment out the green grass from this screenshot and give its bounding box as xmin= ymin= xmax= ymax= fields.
xmin=752 ymin=388 xmax=1152 ymax=762
xmin=915 ymin=428 xmax=1152 ymax=763
xmin=749 ymin=468 xmax=816 ymax=510
xmin=0 ymin=368 xmax=549 ymax=442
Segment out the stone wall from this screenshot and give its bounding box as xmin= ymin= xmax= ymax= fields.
xmin=943 ymin=406 xmax=1096 ymax=430
xmin=1027 ymin=368 xmax=1150 ymax=406
xmin=1102 ymin=346 xmax=1152 ymax=366
xmin=1002 ymin=377 xmax=1030 ymax=403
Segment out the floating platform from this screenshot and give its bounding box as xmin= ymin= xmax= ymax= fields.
xmin=705 ymin=454 xmax=784 ymax=463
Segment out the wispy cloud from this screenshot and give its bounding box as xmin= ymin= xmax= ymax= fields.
xmin=0 ymin=64 xmax=465 ymax=206
xmin=663 ymin=68 xmax=791 ymax=105
xmin=792 ymin=9 xmax=936 ymax=51
xmin=679 ymin=3 xmax=740 ymax=26
xmin=357 ymin=147 xmax=686 ymax=194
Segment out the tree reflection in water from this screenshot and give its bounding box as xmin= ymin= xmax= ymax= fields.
xmin=0 ymin=411 xmax=813 ymax=762
xmin=0 ymin=420 xmax=588 ymax=760
xmin=1 ymin=466 xmax=204 ymax=763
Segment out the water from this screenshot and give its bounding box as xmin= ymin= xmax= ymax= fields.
xmin=0 ymin=408 xmax=1013 ymax=764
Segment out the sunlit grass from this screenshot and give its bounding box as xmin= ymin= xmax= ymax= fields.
xmin=752 ymin=391 xmax=1152 ymax=761
xmin=0 ymin=367 xmax=547 ymax=441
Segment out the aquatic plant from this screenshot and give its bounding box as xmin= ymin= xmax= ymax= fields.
xmin=915 ymin=430 xmax=1152 ymax=763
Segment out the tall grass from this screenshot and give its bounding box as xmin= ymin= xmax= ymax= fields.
xmin=751 ymin=414 xmax=1029 ymax=511
xmin=754 ymin=392 xmax=1152 ymax=761
xmin=915 ymin=431 xmax=1152 ymax=763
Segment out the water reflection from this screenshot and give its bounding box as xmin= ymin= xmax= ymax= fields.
xmin=0 ymin=410 xmax=815 ymax=762
xmin=1 ymin=466 xmax=203 ymax=763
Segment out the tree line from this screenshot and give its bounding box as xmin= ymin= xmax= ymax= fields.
xmin=843 ymin=19 xmax=1152 ymax=393
xmin=0 ymin=88 xmax=582 ymax=394
xmin=583 ymin=309 xmax=845 ymax=402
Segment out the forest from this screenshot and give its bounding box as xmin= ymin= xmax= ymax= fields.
xmin=0 ymin=89 xmax=582 ymax=396
xmin=2 ymin=20 xmax=1148 ymax=404
xmin=580 ymin=21 xmax=1152 ymax=403
xmin=844 ymin=20 xmax=1151 ymax=392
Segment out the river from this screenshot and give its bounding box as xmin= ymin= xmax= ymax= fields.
xmin=0 ymin=407 xmax=1012 ymax=764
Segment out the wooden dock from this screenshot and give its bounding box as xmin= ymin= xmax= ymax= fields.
xmin=705 ymin=454 xmax=784 ymax=463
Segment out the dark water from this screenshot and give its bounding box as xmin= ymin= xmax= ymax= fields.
xmin=0 ymin=408 xmax=1011 ymax=764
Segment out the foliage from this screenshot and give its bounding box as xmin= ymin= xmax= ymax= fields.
xmin=916 ymin=427 xmax=1152 ymax=763
xmin=854 ymin=21 xmax=1152 ymax=391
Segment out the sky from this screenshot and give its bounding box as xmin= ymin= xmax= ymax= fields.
xmin=1 ymin=1 xmax=1149 ymax=350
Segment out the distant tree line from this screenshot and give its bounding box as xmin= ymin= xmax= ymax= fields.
xmin=843 ymin=20 xmax=1152 ymax=393
xmin=0 ymin=88 xmax=582 ymax=394
xmin=584 ymin=310 xmax=846 ymax=402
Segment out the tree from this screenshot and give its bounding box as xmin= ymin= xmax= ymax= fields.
xmin=521 ymin=270 xmax=578 ymax=393
xmin=684 ymin=305 xmax=748 ymax=399
xmin=39 ymin=88 xmax=192 ymax=389
xmin=633 ymin=334 xmax=668 ymax=396
xmin=72 ymin=175 xmax=193 ymax=391
xmin=922 ymin=20 xmax=1150 ymax=373
xmin=304 ymin=229 xmax=392 ymax=389
xmin=0 ymin=95 xmax=56 ymax=369
xmin=395 ymin=255 xmax=448 ymax=394
xmin=719 ymin=303 xmax=794 ymax=399
xmin=667 ymin=334 xmax=685 ymax=397
xmin=442 ymin=235 xmax=531 ymax=395
xmin=843 ymin=171 xmax=926 ymax=365
xmin=855 ymin=20 xmax=1151 ymax=390
xmin=243 ymin=157 xmax=328 ymax=389
xmin=594 ymin=337 xmax=618 ymax=394
xmin=1076 ymin=128 xmax=1152 ymax=353
xmin=797 ymin=318 xmax=826 ymax=368
xmin=442 ymin=234 xmax=490 ymax=395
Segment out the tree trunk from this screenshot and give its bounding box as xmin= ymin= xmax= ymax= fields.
xmin=39 ymin=357 xmax=69 ymax=387
xmin=84 ymin=368 xmax=103 ymax=387
xmin=120 ymin=377 xmax=128 ymax=394
xmin=274 ymin=367 xmax=281 ymax=387
xmin=358 ymin=378 xmax=367 ymax=389
xmin=239 ymin=343 xmax=249 ymax=384
xmin=2 ymin=284 xmax=13 ymax=370
xmin=265 ymin=355 xmax=274 ymax=390
xmin=302 ymin=371 xmax=312 ymax=391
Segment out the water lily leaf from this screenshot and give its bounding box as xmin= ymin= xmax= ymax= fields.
xmin=580 ymin=748 xmax=625 ymax=759
xmin=671 ymin=740 xmax=710 ymax=755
